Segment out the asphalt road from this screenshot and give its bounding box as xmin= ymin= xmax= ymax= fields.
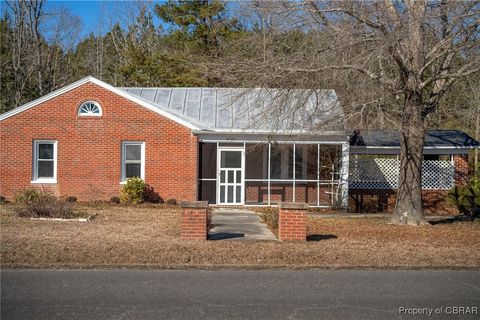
xmin=1 ymin=269 xmax=479 ymax=320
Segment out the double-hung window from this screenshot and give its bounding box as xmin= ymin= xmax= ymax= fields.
xmin=121 ymin=141 xmax=145 ymax=181
xmin=32 ymin=140 xmax=57 ymax=183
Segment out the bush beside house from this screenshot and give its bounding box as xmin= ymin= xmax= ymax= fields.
xmin=14 ymin=189 xmax=75 ymax=218
xmin=120 ymin=177 xmax=163 ymax=204
xmin=448 ymin=176 xmax=480 ymax=217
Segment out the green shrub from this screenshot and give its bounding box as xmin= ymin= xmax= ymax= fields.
xmin=66 ymin=196 xmax=77 ymax=203
xmin=166 ymin=198 xmax=177 ymax=205
xmin=260 ymin=207 xmax=279 ymax=230
xmin=120 ymin=177 xmax=146 ymax=204
xmin=15 ymin=188 xmax=44 ymax=204
xmin=15 ymin=190 xmax=75 ymax=218
xmin=448 ymin=176 xmax=480 ymax=216
xmin=110 ymin=196 xmax=121 ymax=204
xmin=0 ymin=196 xmax=6 ymax=204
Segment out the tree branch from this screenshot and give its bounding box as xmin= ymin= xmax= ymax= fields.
xmin=421 ymin=62 xmax=480 ymax=89
xmin=281 ymin=64 xmax=396 ymax=88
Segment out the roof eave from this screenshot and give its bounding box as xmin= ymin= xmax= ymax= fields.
xmin=192 ymin=129 xmax=347 ymax=135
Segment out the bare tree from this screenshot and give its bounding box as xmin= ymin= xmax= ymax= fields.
xmin=3 ymin=0 xmax=81 ymax=109
xmin=216 ymin=0 xmax=479 ymax=225
xmin=457 ymin=78 xmax=480 ymax=172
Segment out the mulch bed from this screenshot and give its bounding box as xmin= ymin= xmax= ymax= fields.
xmin=1 ymin=203 xmax=479 ymax=269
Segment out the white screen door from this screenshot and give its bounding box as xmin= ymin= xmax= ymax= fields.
xmin=218 ymin=148 xmax=244 ymax=204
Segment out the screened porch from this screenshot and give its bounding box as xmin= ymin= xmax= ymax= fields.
xmin=198 ymin=140 xmax=349 ymax=207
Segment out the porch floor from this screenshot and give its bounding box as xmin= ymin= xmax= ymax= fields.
xmin=208 ymin=209 xmax=277 ymax=241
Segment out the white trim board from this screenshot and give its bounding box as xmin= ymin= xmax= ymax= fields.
xmin=351 ymin=145 xmax=479 ymax=149
xmin=0 ymin=76 xmax=201 ymax=130
xmin=199 ymin=139 xmax=348 ymax=144
xmin=350 ymin=146 xmax=474 ymax=155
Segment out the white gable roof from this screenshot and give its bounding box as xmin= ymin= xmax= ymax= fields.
xmin=0 ymin=76 xmax=202 ymax=130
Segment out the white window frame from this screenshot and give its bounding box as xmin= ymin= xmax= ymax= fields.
xmin=32 ymin=140 xmax=57 ymax=184
xmin=121 ymin=141 xmax=145 ymax=183
xmin=78 ymin=101 xmax=102 ymax=117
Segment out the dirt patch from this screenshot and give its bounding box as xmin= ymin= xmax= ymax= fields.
xmin=1 ymin=204 xmax=479 ymax=269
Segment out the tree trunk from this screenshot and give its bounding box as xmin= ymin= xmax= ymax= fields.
xmin=475 ymin=104 xmax=479 ymax=173
xmin=390 ymin=93 xmax=429 ymax=225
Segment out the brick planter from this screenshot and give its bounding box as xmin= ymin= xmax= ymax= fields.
xmin=180 ymin=201 xmax=208 ymax=240
xmin=278 ymin=202 xmax=308 ymax=241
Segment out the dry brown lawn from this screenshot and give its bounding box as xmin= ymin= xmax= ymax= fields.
xmin=1 ymin=203 xmax=479 ymax=269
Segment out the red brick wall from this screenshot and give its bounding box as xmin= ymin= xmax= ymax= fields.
xmin=349 ymin=189 xmax=459 ymax=215
xmin=454 ymin=154 xmax=469 ymax=185
xmin=0 ymin=82 xmax=198 ymax=201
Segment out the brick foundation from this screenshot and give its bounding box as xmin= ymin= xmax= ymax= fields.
xmin=349 ymin=189 xmax=459 ymax=215
xmin=245 ymin=183 xmax=332 ymax=205
xmin=278 ymin=202 xmax=307 ymax=241
xmin=180 ymin=201 xmax=208 ymax=240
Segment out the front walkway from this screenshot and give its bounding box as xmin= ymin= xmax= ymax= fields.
xmin=208 ymin=209 xmax=276 ymax=241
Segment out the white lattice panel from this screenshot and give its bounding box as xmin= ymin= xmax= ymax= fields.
xmin=349 ymin=158 xmax=454 ymax=190
xmin=421 ymin=160 xmax=455 ymax=189
xmin=349 ymin=158 xmax=399 ymax=189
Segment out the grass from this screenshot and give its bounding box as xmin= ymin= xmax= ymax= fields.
xmin=1 ymin=203 xmax=479 ymax=269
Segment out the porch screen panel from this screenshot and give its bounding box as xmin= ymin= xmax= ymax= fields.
xmin=270 ymin=144 xmax=282 ymax=179
xmin=305 ymin=144 xmax=318 ymax=180
xmin=199 ymin=181 xmax=216 ymax=204
xmin=292 ymin=145 xmax=304 ymax=179
xmin=245 ymin=144 xmax=268 ymax=179
xmin=320 ymin=145 xmax=342 ymax=180
xmin=268 ymin=144 xmax=294 ymax=204
xmin=295 ymin=144 xmax=319 ymax=205
xmin=270 ymin=144 xmax=294 ymax=179
xmin=319 ymin=145 xmax=342 ymax=206
xmin=199 ymin=143 xmax=216 ymax=179
xmin=245 ymin=143 xmax=268 ymax=204
xmin=199 ymin=142 xmax=217 ymax=204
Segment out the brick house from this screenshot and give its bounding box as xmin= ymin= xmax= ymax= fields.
xmin=1 ymin=76 xmax=478 ymax=213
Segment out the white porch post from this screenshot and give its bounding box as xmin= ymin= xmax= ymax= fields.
xmin=293 ymin=143 xmax=296 ymax=202
xmin=340 ymin=142 xmax=350 ymax=209
xmin=268 ymin=143 xmax=271 ymax=206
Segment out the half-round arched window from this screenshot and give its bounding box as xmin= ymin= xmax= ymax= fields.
xmin=78 ymin=101 xmax=102 ymax=116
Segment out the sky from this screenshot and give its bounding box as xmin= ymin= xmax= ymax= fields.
xmin=43 ymin=0 xmax=167 ymax=39
xmin=45 ymin=1 xmax=104 ymax=37
xmin=2 ymin=0 xmax=241 ymax=45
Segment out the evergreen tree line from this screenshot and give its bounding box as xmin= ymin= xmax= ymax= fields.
xmin=1 ymin=0 xmax=478 ymax=141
